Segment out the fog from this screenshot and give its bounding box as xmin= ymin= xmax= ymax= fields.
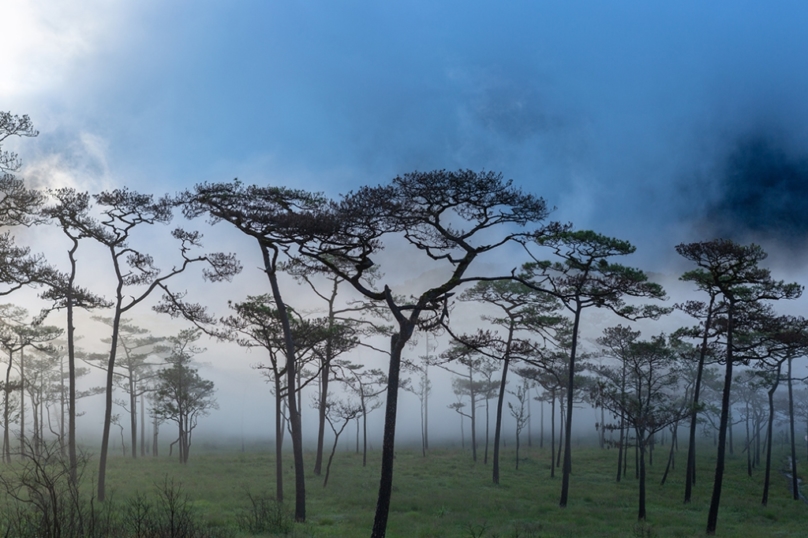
xmin=3 ymin=2 xmax=808 ymax=454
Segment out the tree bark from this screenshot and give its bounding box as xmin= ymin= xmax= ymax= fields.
xmin=684 ymin=294 xmax=714 ymax=503
xmin=493 ymin=355 xmax=510 ymax=483
xmin=788 ymin=355 xmax=799 ymax=500
xmin=370 ymin=328 xmax=411 ymax=538
xmin=706 ymin=302 xmax=734 ymax=535
xmin=559 ymin=306 xmax=581 ymax=507
xmin=263 ymin=245 xmax=305 ymax=522
xmin=275 ymin=377 xmax=284 ymax=502
xmin=638 ymin=434 xmax=647 ymax=521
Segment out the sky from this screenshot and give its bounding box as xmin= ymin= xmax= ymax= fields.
xmin=4 ymin=1 xmax=808 ymax=445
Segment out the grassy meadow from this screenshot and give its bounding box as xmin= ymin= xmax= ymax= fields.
xmin=79 ymin=438 xmax=808 ymax=538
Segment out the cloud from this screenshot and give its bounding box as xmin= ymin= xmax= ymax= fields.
xmin=23 ymin=132 xmax=114 ymax=192
xmin=0 ymin=1 xmax=131 ymax=100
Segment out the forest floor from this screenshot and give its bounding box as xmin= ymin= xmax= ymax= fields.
xmin=92 ymin=439 xmax=808 ymax=537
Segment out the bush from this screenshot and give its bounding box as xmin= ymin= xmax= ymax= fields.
xmin=0 ymin=442 xmax=231 ymax=538
xmin=236 ymin=491 xmax=293 ymax=535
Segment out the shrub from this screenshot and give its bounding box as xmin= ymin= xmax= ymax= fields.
xmin=236 ymin=491 xmax=293 ymax=535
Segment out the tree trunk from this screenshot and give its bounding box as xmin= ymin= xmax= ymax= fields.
xmin=4 ymin=349 xmax=12 ymax=463
xmin=761 ymin=363 xmax=780 ymax=506
xmin=264 ymin=248 xmax=305 ymax=522
xmin=540 ymin=398 xmax=544 ymax=448
xmin=492 ymin=355 xmax=510 ymax=484
xmin=788 ymin=356 xmax=799 ymax=500
xmin=559 ymin=306 xmax=582 ymax=507
xmin=557 ymin=397 xmax=564 ymax=468
xmin=616 ymin=414 xmax=625 ymax=482
xmin=469 ymin=364 xmax=477 ymax=463
xmin=483 ymin=396 xmax=490 ymax=464
xmin=140 ymin=388 xmax=146 ymax=457
xmin=152 ymin=408 xmax=159 ymax=457
xmin=684 ymin=293 xmax=714 ymax=503
xmin=370 ymin=326 xmax=412 ymax=538
xmin=638 ymin=433 xmax=647 ymax=521
xmin=314 ymin=298 xmax=335 ymax=476
xmin=275 ymin=376 xmax=284 ymax=503
xmin=746 ymin=400 xmax=752 ymax=477
xmin=706 ymin=302 xmax=734 ymax=535
xmin=97 ymin=254 xmax=125 ymax=502
xmin=550 ymin=392 xmax=556 ymax=478
xmin=423 ymin=361 xmax=429 ymax=452
xmin=660 ymin=425 xmax=677 ymax=486
xmin=60 ymin=355 xmax=66 ymax=457
xmin=130 ymin=374 xmax=137 ymax=459
xmin=19 ymin=348 xmax=25 ymax=456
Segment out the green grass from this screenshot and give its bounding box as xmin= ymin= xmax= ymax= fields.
xmin=83 ymin=441 xmax=808 ymax=537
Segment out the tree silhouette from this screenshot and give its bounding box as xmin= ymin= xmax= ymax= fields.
xmin=294 ymin=170 xmax=552 ymax=537
xmin=519 ymin=229 xmax=669 ymax=507
xmin=152 ymin=329 xmax=217 ymax=464
xmin=177 ymin=181 xmax=327 ymax=522
xmin=592 ymin=332 xmax=690 ymax=520
xmin=676 ymin=239 xmax=802 ymax=534
xmin=57 ymin=188 xmax=239 ymax=501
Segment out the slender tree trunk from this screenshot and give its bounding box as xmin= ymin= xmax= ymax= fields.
xmin=60 ymin=356 xmax=66 ymax=457
xmin=370 ymin=326 xmax=412 ymax=538
xmin=314 ymin=293 xmax=336 ymax=476
xmin=761 ymin=363 xmax=781 ymax=506
xmin=559 ymin=306 xmax=582 ymax=507
xmin=263 ymin=251 xmax=305 ymax=523
xmin=484 ymin=396 xmax=490 ymax=464
xmin=423 ymin=361 xmax=429 ymax=452
xmin=19 ymin=348 xmax=25 ymax=456
xmin=469 ymin=365 xmax=477 ymax=463
xmin=638 ymin=433 xmax=647 ymax=521
xmin=685 ymin=294 xmax=714 ymax=503
xmin=616 ymin=416 xmax=625 ymax=482
xmin=493 ymin=354 xmax=510 ymax=484
xmin=322 ymin=427 xmax=342 ymax=489
xmin=707 ymin=303 xmax=734 ymax=535
xmin=130 ymin=375 xmax=137 ymax=459
xmin=460 ymin=410 xmax=465 ymax=449
xmin=540 ymin=397 xmax=544 ymax=448
xmin=4 ymin=350 xmax=12 ymax=463
xmin=363 ymin=400 xmax=369 ymax=467
xmin=140 ymin=388 xmax=146 ymax=457
xmin=275 ymin=377 xmax=284 ymax=503
xmin=557 ymin=398 xmax=564 ymax=468
xmin=314 ymin=369 xmax=328 ymax=476
xmin=661 ymin=425 xmax=677 ymax=486
xmin=550 ymin=392 xmax=556 ymax=478
xmin=152 ymin=406 xmax=159 ymax=457
xmin=418 ymin=393 xmax=426 ymax=458
xmin=788 ymin=356 xmax=799 ymax=500
xmin=746 ymin=400 xmax=752 ymax=477
xmin=97 ymin=255 xmax=125 ymax=502
xmin=527 ymin=393 xmax=532 ymax=448
xmin=31 ymin=393 xmax=38 ymax=457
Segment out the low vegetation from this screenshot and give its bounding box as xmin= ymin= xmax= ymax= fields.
xmin=0 ymin=440 xmax=802 ymax=537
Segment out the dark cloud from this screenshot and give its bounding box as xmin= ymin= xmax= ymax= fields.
xmin=694 ymin=134 xmax=808 ymax=250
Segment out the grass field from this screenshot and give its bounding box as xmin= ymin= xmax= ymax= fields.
xmin=85 ymin=439 xmax=808 ymax=537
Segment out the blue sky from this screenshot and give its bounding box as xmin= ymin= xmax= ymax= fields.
xmin=6 ymin=1 xmax=808 ymax=268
